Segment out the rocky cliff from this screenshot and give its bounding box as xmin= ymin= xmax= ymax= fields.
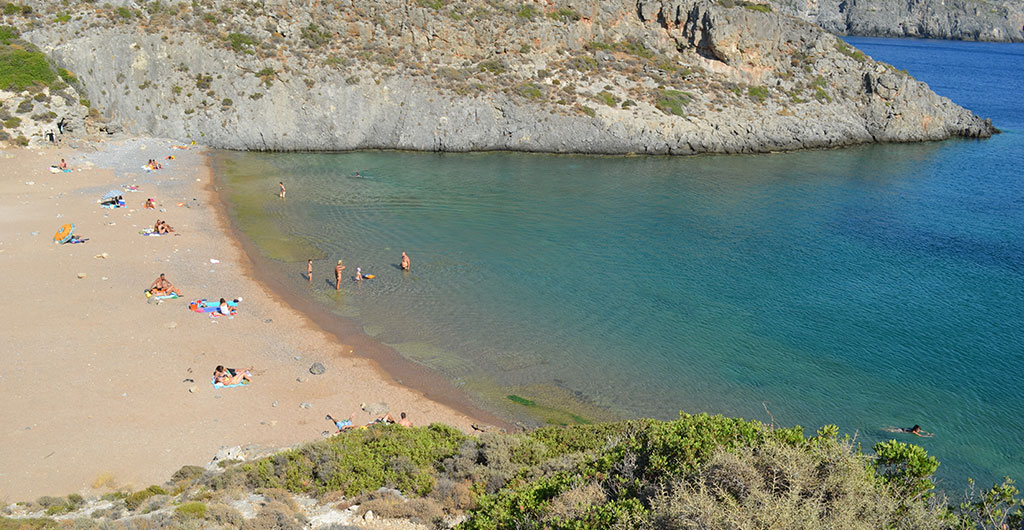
xmin=3 ymin=0 xmax=997 ymax=153
xmin=770 ymin=0 xmax=1024 ymax=42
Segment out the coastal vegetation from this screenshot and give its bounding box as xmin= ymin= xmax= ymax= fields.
xmin=3 ymin=415 xmax=1021 ymax=528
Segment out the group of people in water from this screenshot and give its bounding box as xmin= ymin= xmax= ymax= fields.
xmin=305 ymin=252 xmax=411 ymax=290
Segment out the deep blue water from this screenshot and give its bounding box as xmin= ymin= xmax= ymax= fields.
xmin=215 ymin=37 xmax=1024 ymax=488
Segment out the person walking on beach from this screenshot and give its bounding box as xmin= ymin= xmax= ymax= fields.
xmin=400 ymin=252 xmax=411 ymax=271
xmin=279 ymin=181 xmax=286 ymax=199
xmin=335 ymin=259 xmax=346 ymax=290
xmin=308 ymin=259 xmax=313 ymax=285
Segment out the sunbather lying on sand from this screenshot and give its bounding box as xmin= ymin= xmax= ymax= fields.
xmin=148 ymin=273 xmax=182 ymax=296
xmin=326 ymin=413 xmax=358 ymax=433
xmin=213 ymin=365 xmax=252 ymax=386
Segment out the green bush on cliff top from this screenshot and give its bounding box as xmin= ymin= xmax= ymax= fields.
xmin=0 ymin=47 xmax=56 ymax=91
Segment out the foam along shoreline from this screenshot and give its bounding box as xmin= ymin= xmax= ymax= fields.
xmin=0 ymin=139 xmax=502 ymax=500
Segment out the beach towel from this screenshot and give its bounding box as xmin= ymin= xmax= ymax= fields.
xmin=49 ymin=166 xmax=71 ymax=173
xmin=189 ymin=299 xmax=240 ymax=313
xmin=140 ymin=228 xmax=162 ymax=236
xmin=212 ymin=377 xmax=249 ymax=389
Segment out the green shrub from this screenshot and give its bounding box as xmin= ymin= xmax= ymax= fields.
xmin=0 ymin=517 xmax=59 ymax=529
xmin=300 ymin=23 xmax=331 ymax=48
xmin=0 ymin=48 xmax=56 ymax=91
xmin=747 ymin=85 xmax=769 ymax=102
xmin=655 ymin=89 xmax=690 ymax=116
xmin=242 ymin=423 xmax=467 ymax=496
xmin=516 ymin=5 xmax=538 ymax=18
xmin=834 ymin=39 xmax=867 ymax=62
xmin=743 ymin=2 xmax=772 ymax=13
xmin=478 ymin=60 xmax=506 ymax=74
xmin=55 ymin=12 xmax=70 ymax=23
xmin=174 ymin=502 xmax=207 ymax=519
xmin=516 ymin=83 xmax=542 ymax=100
xmin=547 ymin=8 xmax=580 ymax=22
xmin=596 ymin=90 xmax=619 ymax=107
xmin=124 ymin=485 xmax=167 ymax=511
xmin=116 ymin=6 xmax=132 ymax=19
xmin=0 ymin=25 xmax=18 ymax=45
xmin=226 ymin=32 xmax=257 ymax=54
xmin=872 ymin=439 xmax=939 ymax=501
xmin=416 ymin=0 xmax=443 ymax=9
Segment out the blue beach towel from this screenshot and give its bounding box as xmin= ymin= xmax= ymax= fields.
xmin=212 ymin=377 xmax=249 ymax=389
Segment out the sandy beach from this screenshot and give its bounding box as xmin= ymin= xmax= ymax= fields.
xmin=0 ymin=139 xmax=492 ymax=501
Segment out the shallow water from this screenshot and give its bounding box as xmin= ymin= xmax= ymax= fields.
xmin=214 ymin=37 xmax=1024 ymax=487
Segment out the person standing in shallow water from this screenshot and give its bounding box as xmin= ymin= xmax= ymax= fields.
xmin=279 ymin=181 xmax=286 ymax=199
xmin=335 ymin=259 xmax=346 ymax=290
xmin=307 ymin=259 xmax=313 ymax=285
xmin=400 ymin=252 xmax=411 ymax=271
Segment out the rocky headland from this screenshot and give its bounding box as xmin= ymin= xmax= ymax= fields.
xmin=771 ymin=0 xmax=1024 ymax=43
xmin=1 ymin=0 xmax=998 ymax=154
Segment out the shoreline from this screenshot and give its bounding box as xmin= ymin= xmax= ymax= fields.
xmin=0 ymin=138 xmax=503 ymax=501
xmin=204 ymin=152 xmax=516 ymax=434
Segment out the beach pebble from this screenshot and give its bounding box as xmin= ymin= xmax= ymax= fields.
xmin=300 ymin=402 xmax=313 ymax=409
xmin=309 ymin=362 xmax=326 ymax=375
xmin=272 ymin=400 xmax=278 ymax=408
xmin=77 ymin=272 xmax=87 ymax=279
xmin=188 ymin=386 xmax=197 ymax=393
xmin=159 ymin=208 xmax=167 ymax=212
xmin=165 ymin=321 xmax=178 ymax=329
xmin=25 ymin=181 xmax=34 ymax=185
xmin=364 ymin=510 xmax=374 ymax=521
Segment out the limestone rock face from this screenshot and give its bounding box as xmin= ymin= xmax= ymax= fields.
xmin=12 ymin=0 xmax=998 ymax=154
xmin=771 ymin=0 xmax=1024 ymax=42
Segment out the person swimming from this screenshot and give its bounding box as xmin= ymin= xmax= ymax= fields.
xmin=884 ymin=424 xmax=934 ymax=437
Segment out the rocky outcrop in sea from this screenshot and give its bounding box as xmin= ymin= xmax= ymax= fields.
xmin=770 ymin=0 xmax=1024 ymax=42
xmin=6 ymin=0 xmax=998 ymax=153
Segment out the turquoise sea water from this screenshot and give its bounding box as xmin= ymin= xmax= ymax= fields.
xmin=214 ymin=37 xmax=1024 ymax=487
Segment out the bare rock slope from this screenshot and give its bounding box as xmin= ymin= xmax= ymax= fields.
xmin=10 ymin=0 xmax=997 ymax=154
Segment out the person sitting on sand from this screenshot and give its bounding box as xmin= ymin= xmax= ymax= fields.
xmin=144 ymin=198 xmax=156 ymax=209
xmin=400 ymin=252 xmax=410 ymax=271
xmin=218 ymin=298 xmax=232 ymax=316
xmin=58 ymin=159 xmax=67 ymax=170
xmin=148 ymin=273 xmax=182 ymax=297
xmin=326 ymin=413 xmax=358 ymax=433
xmin=213 ymin=365 xmax=251 ymax=386
xmin=155 ymin=220 xmax=174 ymax=234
